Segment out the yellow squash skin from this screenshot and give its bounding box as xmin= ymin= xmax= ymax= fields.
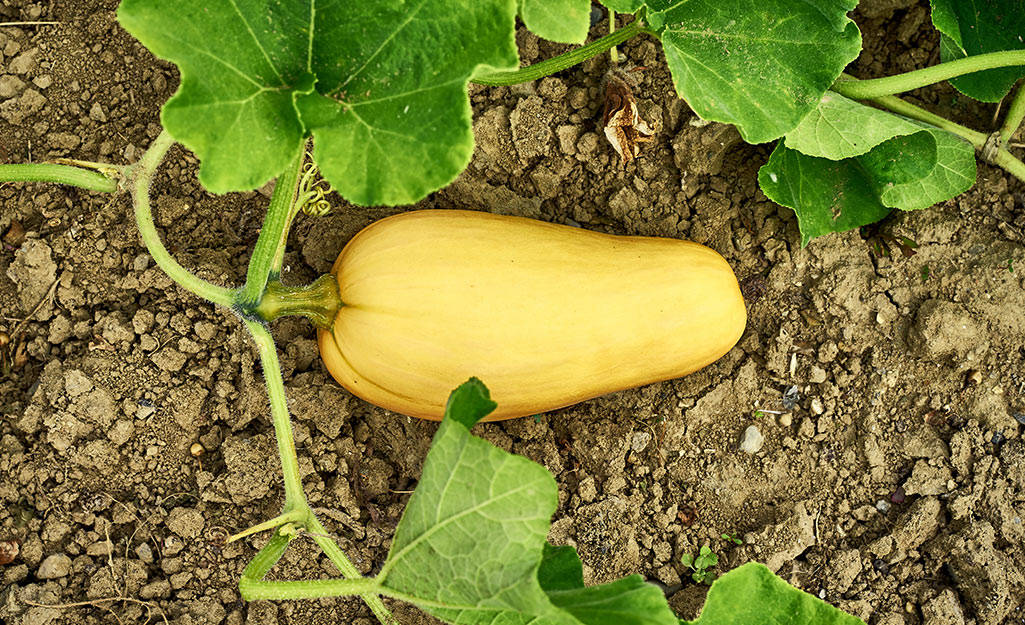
xmin=317 ymin=210 xmax=746 ymax=421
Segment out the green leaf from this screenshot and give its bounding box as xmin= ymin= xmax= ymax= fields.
xmin=521 ymin=0 xmax=592 ymax=44
xmin=118 ymin=0 xmax=519 ymax=204
xmin=929 ymin=0 xmax=960 ymax=38
xmin=377 ymin=380 xmax=678 ymax=625
xmin=784 ymin=91 xmax=925 ymax=159
xmin=599 ymin=0 xmax=646 ymax=13
xmin=547 ymin=576 xmax=680 ymax=625
xmin=648 ymin=0 xmax=861 ymax=143
xmin=801 ymin=0 xmax=858 ymax=32
xmin=443 ymin=378 xmax=498 ymax=429
xmin=378 ymin=392 xmax=560 ymax=623
xmin=758 ymin=142 xmax=893 ymax=245
xmin=538 ymin=543 xmax=586 ymax=592
xmin=872 ymin=127 xmax=976 ymax=211
xmin=930 ymin=0 xmax=1025 ymax=102
xmin=681 ymin=563 xmax=866 ymax=625
xmin=858 ymin=132 xmax=938 ymax=187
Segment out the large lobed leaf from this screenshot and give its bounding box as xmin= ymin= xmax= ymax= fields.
xmin=760 ymin=93 xmax=976 ymax=244
xmin=644 ymin=0 xmax=861 ymax=143
xmin=118 ymin=0 xmax=519 ymax=205
xmin=377 ymin=379 xmax=678 ymax=625
xmin=930 ymin=0 xmax=1025 ymax=103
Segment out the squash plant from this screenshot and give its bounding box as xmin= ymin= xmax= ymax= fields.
xmin=2 ymin=0 xmax=1024 ymax=623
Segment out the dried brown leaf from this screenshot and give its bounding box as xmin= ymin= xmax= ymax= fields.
xmin=3 ymin=219 xmax=25 ymax=247
xmin=602 ymin=69 xmax=654 ymax=162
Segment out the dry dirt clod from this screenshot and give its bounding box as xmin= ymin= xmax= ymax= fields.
xmin=602 ymin=68 xmax=654 ymax=162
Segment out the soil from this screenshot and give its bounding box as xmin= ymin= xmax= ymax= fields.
xmin=2 ymin=1 xmax=1025 ymax=625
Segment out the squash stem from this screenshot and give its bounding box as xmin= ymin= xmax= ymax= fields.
xmin=253 ymin=274 xmax=342 ymax=329
xmin=835 ymin=74 xmax=1025 ymax=182
xmin=241 ymin=575 xmax=382 ymax=601
xmin=609 ymin=10 xmax=618 ymax=65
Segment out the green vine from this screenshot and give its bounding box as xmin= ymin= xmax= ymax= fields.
xmin=472 ymin=20 xmax=646 ymax=86
xmin=0 ymin=162 xmax=118 ymax=192
xmin=831 ymin=50 xmax=1025 ymax=99
xmin=999 ymin=81 xmax=1025 ymax=145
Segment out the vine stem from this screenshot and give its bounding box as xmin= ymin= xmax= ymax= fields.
xmin=241 ymin=576 xmax=382 ymax=601
xmin=0 ymin=163 xmax=118 ymax=192
xmin=130 ymin=131 xmax=235 ymax=307
xmin=228 ymin=509 xmax=307 ymax=544
xmin=472 ymin=19 xmax=646 ymax=86
xmin=127 ymin=133 xmax=396 ymax=623
xmin=992 ymin=145 xmax=1025 ymax=181
xmin=609 ymin=10 xmax=618 ymax=65
xmin=999 ymin=81 xmax=1025 ymax=144
xmin=238 ymin=151 xmax=303 ymax=306
xmin=241 ymin=320 xmax=396 ymax=624
xmin=243 ymin=321 xmax=306 ymax=509
xmin=832 ymin=49 xmax=1025 ymax=99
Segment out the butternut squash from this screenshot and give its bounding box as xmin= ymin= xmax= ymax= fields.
xmin=317 ymin=210 xmax=746 ymax=421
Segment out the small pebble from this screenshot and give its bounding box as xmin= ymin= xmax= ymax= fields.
xmin=630 ymin=431 xmax=651 ymax=453
xmin=135 ymin=542 xmax=154 ymax=563
xmin=782 ymin=386 xmax=800 ymax=410
xmin=89 ymin=102 xmax=107 ymax=122
xmin=37 ymin=553 xmax=72 ymax=579
xmin=875 ymin=500 xmax=890 ymax=513
xmin=890 ymin=486 xmax=906 ymax=504
xmin=739 ymin=425 xmax=764 ymax=454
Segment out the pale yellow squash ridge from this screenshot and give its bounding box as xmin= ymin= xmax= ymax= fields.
xmin=316 ymin=209 xmax=747 ymax=421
